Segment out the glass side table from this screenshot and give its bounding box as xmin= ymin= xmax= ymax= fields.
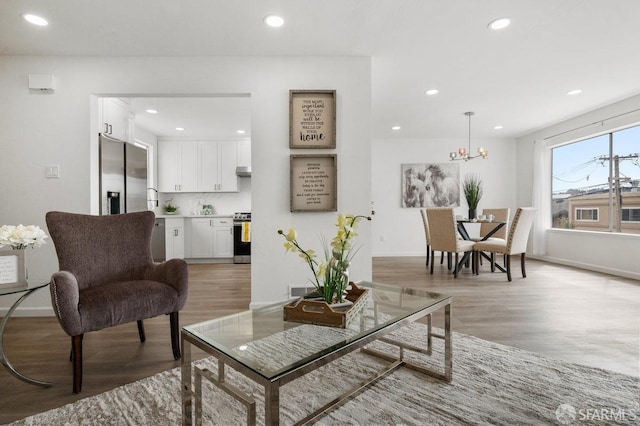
xmin=0 ymin=281 xmax=53 ymax=387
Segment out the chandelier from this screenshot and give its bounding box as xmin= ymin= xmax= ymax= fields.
xmin=450 ymin=112 xmax=488 ymax=161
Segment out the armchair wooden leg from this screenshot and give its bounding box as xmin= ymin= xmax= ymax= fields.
xmin=521 ymin=253 xmax=527 ymax=278
xmin=137 ymin=320 xmax=146 ymax=342
xmin=72 ymin=334 xmax=83 ymax=394
xmin=505 ymin=254 xmax=512 ymax=282
xmin=170 ymin=312 xmax=181 ymax=360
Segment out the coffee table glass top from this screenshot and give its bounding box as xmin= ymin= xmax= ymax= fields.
xmin=182 ymin=280 xmax=450 ymax=380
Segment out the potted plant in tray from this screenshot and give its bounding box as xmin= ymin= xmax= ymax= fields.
xmin=462 ymin=174 xmax=483 ymax=220
xmin=163 ymin=202 xmax=178 ymax=215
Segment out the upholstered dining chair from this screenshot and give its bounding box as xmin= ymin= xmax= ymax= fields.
xmin=473 ymin=207 xmax=536 ymax=281
xmin=419 ymin=209 xmax=444 ymax=268
xmin=471 ymin=207 xmax=510 ymax=271
xmin=45 ymin=211 xmax=189 ymax=393
xmin=425 ymin=208 xmax=476 ymax=278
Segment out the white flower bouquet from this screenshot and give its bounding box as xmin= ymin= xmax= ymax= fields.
xmin=0 ymin=224 xmax=48 ymax=250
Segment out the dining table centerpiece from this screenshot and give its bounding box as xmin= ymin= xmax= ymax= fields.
xmin=277 ymin=213 xmax=372 ymax=327
xmin=462 ymin=173 xmax=483 ymax=220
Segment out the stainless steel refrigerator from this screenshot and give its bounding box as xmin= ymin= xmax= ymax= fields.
xmin=99 ymin=134 xmax=148 ymax=215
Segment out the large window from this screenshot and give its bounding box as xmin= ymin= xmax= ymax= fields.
xmin=552 ymin=125 xmax=640 ymax=234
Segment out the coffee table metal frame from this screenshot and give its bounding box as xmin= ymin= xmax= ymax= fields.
xmin=0 ymin=281 xmax=53 ymax=387
xmin=181 ymin=281 xmax=452 ymax=426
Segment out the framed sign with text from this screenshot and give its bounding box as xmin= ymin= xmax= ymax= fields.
xmin=0 ymin=249 xmax=26 ymax=288
xmin=290 ymin=154 xmax=337 ymax=212
xmin=289 ymin=90 xmax=336 ymax=149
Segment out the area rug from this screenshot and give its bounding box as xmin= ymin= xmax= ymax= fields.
xmin=9 ymin=323 xmax=639 ymax=426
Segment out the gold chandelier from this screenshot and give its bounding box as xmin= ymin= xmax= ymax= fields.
xmin=450 ymin=112 xmax=488 ymax=161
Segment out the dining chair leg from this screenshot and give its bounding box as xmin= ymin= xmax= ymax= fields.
xmin=440 ymin=252 xmax=444 ymax=264
xmin=447 ymin=252 xmax=452 ymax=270
xmin=521 ymin=253 xmax=527 ymax=278
xmin=490 ymin=252 xmax=496 ymax=273
xmin=453 ymin=252 xmax=459 ymax=278
xmin=505 ymin=254 xmax=512 ymax=282
xmin=430 ymin=250 xmax=435 ymax=275
xmin=426 ymin=244 xmax=430 ymax=267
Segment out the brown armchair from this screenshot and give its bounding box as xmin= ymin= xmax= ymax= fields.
xmin=45 ymin=211 xmax=188 ymax=393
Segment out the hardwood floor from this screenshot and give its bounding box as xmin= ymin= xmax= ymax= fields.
xmin=0 ymin=258 xmax=638 ymax=424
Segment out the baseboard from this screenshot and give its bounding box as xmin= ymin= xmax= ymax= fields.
xmin=0 ymin=306 xmax=55 ymax=317
xmin=528 ymin=254 xmax=640 ymax=281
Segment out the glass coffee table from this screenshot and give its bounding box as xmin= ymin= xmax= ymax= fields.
xmin=181 ymin=280 xmax=452 ymax=425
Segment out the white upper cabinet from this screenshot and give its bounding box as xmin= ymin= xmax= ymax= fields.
xmin=237 ymin=140 xmax=251 ymax=168
xmin=159 ymin=140 xmax=238 ymax=193
xmin=101 ymin=98 xmax=131 ymax=142
xmin=158 ymin=140 xmax=198 ymax=192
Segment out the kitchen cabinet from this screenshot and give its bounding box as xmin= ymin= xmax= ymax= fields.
xmin=101 ymin=98 xmax=131 ymax=142
xmin=189 ymin=217 xmax=233 ymax=258
xmin=237 ymin=140 xmax=251 ymax=168
xmin=200 ymin=141 xmax=238 ymax=192
xmin=158 ymin=140 xmax=237 ymax=193
xmin=158 ymin=141 xmax=198 ymax=192
xmin=165 ymin=217 xmax=185 ymax=260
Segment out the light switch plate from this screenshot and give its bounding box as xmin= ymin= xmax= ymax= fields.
xmin=45 ymin=164 xmax=60 ymax=178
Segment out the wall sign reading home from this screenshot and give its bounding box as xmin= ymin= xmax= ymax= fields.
xmin=289 ymin=90 xmax=336 ymax=149
xmin=290 ymin=154 xmax=337 ymax=212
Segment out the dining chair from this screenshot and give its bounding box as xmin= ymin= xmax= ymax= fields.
xmin=46 ymin=211 xmax=189 ymax=393
xmin=473 ymin=207 xmax=536 ymax=281
xmin=419 ymin=209 xmax=444 ymax=268
xmin=425 ymin=208 xmax=476 ymax=278
xmin=471 ymin=207 xmax=510 ymax=271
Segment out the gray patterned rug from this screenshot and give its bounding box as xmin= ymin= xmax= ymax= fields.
xmin=9 ymin=323 xmax=639 ymax=425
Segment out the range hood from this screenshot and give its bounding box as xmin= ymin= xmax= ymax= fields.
xmin=236 ymin=166 xmax=251 ymax=177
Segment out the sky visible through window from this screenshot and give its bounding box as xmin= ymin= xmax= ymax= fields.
xmin=552 ymin=125 xmax=640 ymax=193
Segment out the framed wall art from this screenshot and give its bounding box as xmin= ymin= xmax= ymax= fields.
xmin=289 ymin=90 xmax=336 ymax=149
xmin=401 ymin=163 xmax=460 ymax=208
xmin=290 ymin=154 xmax=337 ymax=212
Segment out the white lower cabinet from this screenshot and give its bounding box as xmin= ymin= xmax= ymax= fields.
xmin=165 ymin=218 xmax=185 ymax=260
xmin=189 ymin=217 xmax=233 ymax=259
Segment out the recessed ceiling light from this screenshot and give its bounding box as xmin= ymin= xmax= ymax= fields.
xmin=494 ymin=125 xmax=504 ymax=130
xmin=567 ymin=89 xmax=582 ymax=96
xmin=488 ymin=18 xmax=510 ymax=30
xmin=145 ymin=109 xmax=158 ymax=114
xmin=22 ymin=13 xmax=48 ymax=26
xmin=236 ymin=130 xmax=246 ymax=134
xmin=391 ymin=126 xmax=401 ymax=130
xmin=264 ymin=15 xmax=285 ymax=27
xmin=176 ymin=127 xmax=184 ymax=131
xmin=425 ymin=89 xmax=439 ymax=96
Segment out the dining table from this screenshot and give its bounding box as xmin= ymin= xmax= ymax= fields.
xmin=456 ymin=219 xmax=507 ymax=273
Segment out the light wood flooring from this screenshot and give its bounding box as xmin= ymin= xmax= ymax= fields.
xmin=0 ymin=257 xmax=638 ymax=424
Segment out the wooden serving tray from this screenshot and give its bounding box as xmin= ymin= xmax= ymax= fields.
xmin=283 ymin=282 xmax=369 ymax=328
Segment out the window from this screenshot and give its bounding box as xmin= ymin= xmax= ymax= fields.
xmin=552 ymin=124 xmax=640 ymax=233
xmin=575 ymin=208 xmax=598 ymax=221
xmin=622 ymin=208 xmax=640 ymax=222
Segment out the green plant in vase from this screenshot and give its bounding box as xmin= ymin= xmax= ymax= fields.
xmin=462 ymin=174 xmax=483 ymax=219
xmin=277 ymin=213 xmax=371 ymax=304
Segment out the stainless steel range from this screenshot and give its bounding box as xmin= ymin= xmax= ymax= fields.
xmin=233 ymin=212 xmax=251 ymax=264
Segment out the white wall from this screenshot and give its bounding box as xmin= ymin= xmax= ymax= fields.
xmin=0 ymin=56 xmax=372 ymax=315
xmin=371 ymin=137 xmax=517 ymax=256
xmin=516 ymin=93 xmax=640 ymax=279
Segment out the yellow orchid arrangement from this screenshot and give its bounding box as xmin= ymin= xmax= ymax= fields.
xmin=277 ymin=213 xmax=372 ymax=304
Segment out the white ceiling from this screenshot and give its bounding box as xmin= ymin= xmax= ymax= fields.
xmin=3 ymin=0 xmax=640 ymax=140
